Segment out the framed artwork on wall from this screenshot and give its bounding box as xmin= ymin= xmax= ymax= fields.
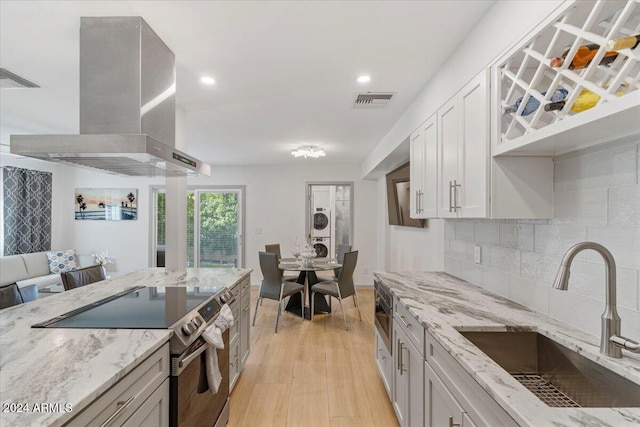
xmin=75 ymin=188 xmax=138 ymax=220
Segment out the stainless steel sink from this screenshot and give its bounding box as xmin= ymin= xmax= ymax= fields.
xmin=459 ymin=331 xmax=640 ymax=408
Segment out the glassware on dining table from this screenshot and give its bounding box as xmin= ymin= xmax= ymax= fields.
xmin=298 ymin=242 xmax=316 ymax=268
xmin=291 ymin=239 xmax=301 ymax=259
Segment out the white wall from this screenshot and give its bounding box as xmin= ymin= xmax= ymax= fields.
xmin=41 ymin=162 xmax=377 ymax=286
xmin=59 ymin=168 xmax=158 ymax=275
xmin=444 ymin=138 xmax=640 ymax=339
xmin=195 ymin=163 xmax=378 ymax=286
xmin=377 ymin=175 xmax=444 ymax=272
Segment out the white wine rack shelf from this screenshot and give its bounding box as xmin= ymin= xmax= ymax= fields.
xmin=492 ymin=0 xmax=640 ymax=156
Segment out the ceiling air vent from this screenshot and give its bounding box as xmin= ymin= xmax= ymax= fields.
xmin=354 ymin=92 xmax=394 ymax=109
xmin=0 ymin=68 xmax=40 ymax=89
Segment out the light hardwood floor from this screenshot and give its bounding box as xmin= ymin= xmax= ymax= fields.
xmin=228 ymin=288 xmax=400 ymax=427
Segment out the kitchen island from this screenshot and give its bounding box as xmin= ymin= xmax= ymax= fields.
xmin=376 ymin=271 xmax=640 ymax=426
xmin=0 ymin=267 xmax=251 ymax=427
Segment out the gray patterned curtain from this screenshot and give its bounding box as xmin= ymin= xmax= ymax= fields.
xmin=2 ymin=166 xmax=52 ymax=255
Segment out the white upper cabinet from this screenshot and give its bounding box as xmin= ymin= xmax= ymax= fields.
xmin=437 ymin=97 xmax=460 ymax=218
xmin=492 ymin=0 xmax=640 ymax=156
xmin=438 ymin=71 xmax=490 ymax=219
xmin=410 ymin=68 xmax=553 ymax=219
xmin=457 ymin=71 xmax=490 ymax=218
xmin=410 ymin=113 xmax=438 ymax=219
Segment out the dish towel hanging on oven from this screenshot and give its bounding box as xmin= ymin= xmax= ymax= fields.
xmin=199 ymin=304 xmax=234 ymax=394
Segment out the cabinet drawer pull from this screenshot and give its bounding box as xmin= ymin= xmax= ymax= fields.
xmin=449 ymin=416 xmax=461 ymax=427
xmin=100 ymin=396 xmax=135 ymax=427
xmin=399 ymin=315 xmax=412 ymax=329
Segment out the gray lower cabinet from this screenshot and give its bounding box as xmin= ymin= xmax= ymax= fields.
xmin=393 ymin=315 xmax=424 ymax=427
xmin=66 ymin=343 xmax=170 ymax=427
xmin=122 ymin=379 xmax=169 ymax=427
xmin=380 ymin=296 xmax=518 ymax=427
xmin=229 ymin=277 xmax=251 ymax=392
xmin=425 ymin=331 xmax=517 ymax=427
xmin=375 ymin=329 xmax=392 ymax=399
xmin=240 ymin=285 xmax=250 ymax=369
xmin=425 ymin=361 xmax=467 ymax=427
xmin=229 ymin=335 xmax=240 ymax=390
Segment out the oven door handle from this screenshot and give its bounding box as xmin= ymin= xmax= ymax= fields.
xmin=173 ymin=342 xmax=208 ymax=376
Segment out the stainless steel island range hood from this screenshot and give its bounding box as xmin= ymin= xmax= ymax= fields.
xmin=10 ymin=17 xmax=211 ymax=177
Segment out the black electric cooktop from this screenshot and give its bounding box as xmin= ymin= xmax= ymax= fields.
xmin=32 ymin=286 xmax=223 ymax=329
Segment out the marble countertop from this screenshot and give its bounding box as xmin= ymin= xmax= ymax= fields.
xmin=0 ymin=267 xmax=251 ymax=427
xmin=374 ymin=271 xmax=640 ymax=427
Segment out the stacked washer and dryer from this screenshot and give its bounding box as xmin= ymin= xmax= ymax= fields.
xmin=312 ymin=207 xmax=332 ymax=258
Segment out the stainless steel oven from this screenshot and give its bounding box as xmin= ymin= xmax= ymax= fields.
xmin=170 ymin=330 xmax=230 ymax=427
xmin=374 ymin=279 xmax=392 ymax=354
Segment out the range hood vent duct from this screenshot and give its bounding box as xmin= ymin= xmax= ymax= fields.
xmin=10 ymin=17 xmax=211 ymax=177
xmin=353 ymin=92 xmax=394 ymax=109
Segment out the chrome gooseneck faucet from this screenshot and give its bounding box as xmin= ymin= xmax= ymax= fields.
xmin=553 ymin=242 xmax=640 ymax=358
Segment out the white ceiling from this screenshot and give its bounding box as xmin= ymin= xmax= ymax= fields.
xmin=0 ymin=0 xmax=494 ymax=166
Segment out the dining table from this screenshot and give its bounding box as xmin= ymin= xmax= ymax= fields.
xmin=279 ymin=258 xmax=341 ymax=320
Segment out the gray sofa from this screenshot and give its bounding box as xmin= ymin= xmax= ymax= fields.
xmin=0 ymin=251 xmax=95 ymax=290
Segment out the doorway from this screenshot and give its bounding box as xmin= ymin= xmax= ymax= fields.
xmin=152 ymin=186 xmax=245 ymax=268
xmin=306 ymin=182 xmax=353 ymax=258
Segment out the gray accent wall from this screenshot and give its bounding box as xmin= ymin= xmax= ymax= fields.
xmin=444 ymin=137 xmax=640 ymax=339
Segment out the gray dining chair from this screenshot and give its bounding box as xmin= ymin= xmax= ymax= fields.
xmin=265 ymin=243 xmax=299 ymax=282
xmin=61 ymin=265 xmax=106 ymax=291
xmin=316 ymin=244 xmax=351 ymax=281
xmin=311 ymin=250 xmax=361 ymax=330
xmin=0 ymin=283 xmax=38 ymax=310
xmin=333 ymin=244 xmax=351 ymax=279
xmin=253 ymin=252 xmax=304 ymax=333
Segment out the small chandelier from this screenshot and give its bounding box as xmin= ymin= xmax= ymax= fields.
xmin=291 ymin=145 xmax=326 ymax=158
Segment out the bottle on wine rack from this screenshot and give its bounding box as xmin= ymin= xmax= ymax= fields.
xmin=544 ymin=87 xmax=625 ymax=113
xmin=550 ymin=44 xmax=618 ymax=69
xmin=605 ymin=34 xmax=640 ymax=51
xmin=503 ymin=88 xmax=568 ymax=116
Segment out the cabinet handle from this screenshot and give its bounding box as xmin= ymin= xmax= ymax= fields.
xmin=397 ymin=338 xmax=401 ymax=371
xmin=449 ymin=416 xmax=461 ymax=427
xmin=399 ymin=315 xmax=412 ymax=329
xmin=100 ymin=396 xmax=135 ymax=427
xmin=399 ymin=342 xmax=407 ymax=375
xmin=416 ymin=191 xmax=420 ymax=213
xmin=453 ymin=180 xmax=461 ymax=212
xmin=449 ymin=181 xmax=454 ymax=212
xmin=418 ymin=191 xmax=424 ymax=213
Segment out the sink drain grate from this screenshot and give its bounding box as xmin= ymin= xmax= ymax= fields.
xmin=513 ymin=374 xmax=581 ymax=408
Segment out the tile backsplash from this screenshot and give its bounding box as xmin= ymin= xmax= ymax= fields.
xmin=444 ymin=138 xmax=640 ymax=339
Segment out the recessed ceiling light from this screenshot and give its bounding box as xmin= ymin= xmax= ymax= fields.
xmin=356 ymin=75 xmax=371 ymax=84
xmin=200 ymin=76 xmax=216 ymax=85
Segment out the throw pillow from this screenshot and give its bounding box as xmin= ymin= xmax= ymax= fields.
xmin=46 ymin=250 xmax=78 ymax=274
